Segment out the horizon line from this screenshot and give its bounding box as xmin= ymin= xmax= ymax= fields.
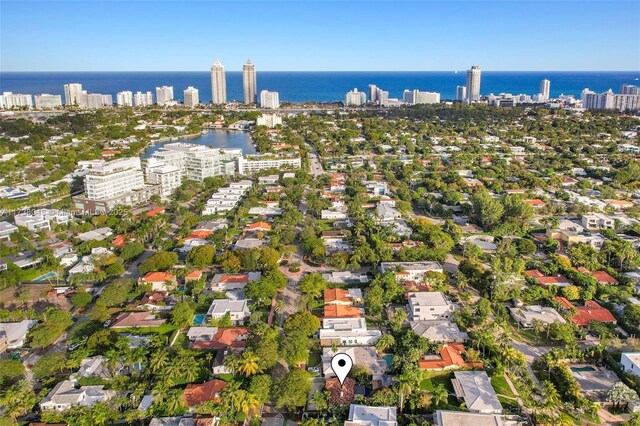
xmin=2 ymin=69 xmax=639 ymax=73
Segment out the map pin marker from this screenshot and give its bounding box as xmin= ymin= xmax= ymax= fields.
xmin=331 ymin=353 xmax=353 ymax=386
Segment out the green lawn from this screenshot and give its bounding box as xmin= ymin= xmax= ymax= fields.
xmin=491 ymin=375 xmax=515 ymax=398
xmin=308 ymin=351 xmax=322 ymax=367
xmin=420 ymin=371 xmax=454 ymax=392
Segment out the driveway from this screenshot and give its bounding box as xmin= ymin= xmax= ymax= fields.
xmin=511 ymin=339 xmax=554 ymax=385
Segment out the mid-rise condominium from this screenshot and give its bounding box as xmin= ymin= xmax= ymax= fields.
xmin=260 ymin=90 xmax=280 ymax=109
xmin=368 ymin=84 xmax=378 ymax=103
xmin=345 ymin=88 xmax=366 ymax=106
xmin=256 ymin=114 xmax=283 ymax=128
xmin=0 ymin=92 xmax=33 ymax=109
xmin=210 ymin=59 xmax=227 ymax=104
xmin=156 ymin=86 xmax=174 ymax=106
xmin=149 ymin=143 xmax=242 ymax=181
xmin=466 ymin=65 xmax=481 ymax=103
xmin=237 ymin=155 xmax=302 ymax=175
xmin=116 ymin=91 xmax=133 ymax=107
xmin=183 ymin=87 xmax=199 ymax=107
xmin=64 ymin=83 xmax=83 ymax=106
xmin=403 ymin=89 xmax=440 ymax=105
xmin=34 ymin=94 xmax=62 ymax=109
xmin=540 ymin=79 xmax=551 ymax=101
xmin=582 ymin=88 xmax=640 ymax=111
xmin=74 ymin=157 xmax=159 ymax=213
xmin=78 ymin=93 xmax=112 ymax=108
xmin=456 ymin=86 xmax=467 ymax=102
xmin=145 ymin=158 xmax=182 ymax=198
xmin=243 ymin=60 xmax=257 ymax=104
xmin=134 ymin=91 xmax=154 ymax=107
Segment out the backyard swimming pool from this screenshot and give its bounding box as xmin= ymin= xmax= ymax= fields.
xmin=34 ymin=271 xmax=57 ymax=282
xmin=193 ymin=314 xmax=207 ymax=326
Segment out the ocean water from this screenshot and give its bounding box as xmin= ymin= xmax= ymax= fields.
xmin=142 ymin=129 xmax=256 ymax=157
xmin=1 ymin=71 xmax=639 ymax=103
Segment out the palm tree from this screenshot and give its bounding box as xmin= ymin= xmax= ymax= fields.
xmin=152 ymin=381 xmax=169 ymax=405
xmin=397 ymin=371 xmax=417 ymax=412
xmin=149 ymin=349 xmax=169 ymax=374
xmin=224 ymin=353 xmax=240 ymax=375
xmin=0 ymin=381 xmax=35 ymax=423
xmin=237 ymin=390 xmax=260 ymax=416
xmin=237 ymin=351 xmax=263 ymax=377
xmin=432 ymin=384 xmax=448 ymax=408
xmin=183 ymin=360 xmax=200 ymax=382
xmin=541 ymin=381 xmax=560 ymax=415
xmin=165 ymin=388 xmax=186 ymax=414
xmin=311 ymin=390 xmax=329 ymax=412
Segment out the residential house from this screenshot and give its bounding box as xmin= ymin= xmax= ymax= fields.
xmin=208 ymin=272 xmax=261 ymax=292
xmin=418 ymin=343 xmax=480 ymax=370
xmin=0 ymin=221 xmax=18 ymax=241
xmin=509 ymin=305 xmax=566 ymax=328
xmin=4 ymin=251 xmax=41 ymax=269
xmin=380 ymin=261 xmax=444 ymax=283
xmin=212 ymin=346 xmax=244 ymax=375
xmin=581 ymin=213 xmax=615 ymax=230
xmin=621 ymin=353 xmax=640 ymax=378
xmin=375 ymin=204 xmax=402 ymax=222
xmin=139 ymin=272 xmax=177 ymax=292
xmin=137 ymin=291 xmax=175 ymax=311
xmin=322 ymin=271 xmax=370 ymax=285
xmin=434 ymin=411 xmax=506 ymax=426
xmin=322 ymin=347 xmax=388 ymax=377
xmin=577 ymin=267 xmax=619 ymax=285
xmin=319 ymin=318 xmax=382 ymax=346
xmin=407 ymin=292 xmax=454 ymax=321
xmin=75 ymin=356 xmax=110 ymax=378
xmin=345 ymin=404 xmax=397 ymax=426
xmin=245 ymin=221 xmax=272 ymax=232
xmin=321 ymin=230 xmax=352 ymax=253
xmin=110 ymin=312 xmax=166 ymax=328
xmin=187 ymin=327 xmax=250 ymax=350
xmin=324 ymin=288 xmax=363 ymax=305
xmin=324 ymin=305 xmax=361 ymax=319
xmin=321 ymin=208 xmax=348 ymax=220
xmin=185 ymin=270 xmax=204 ymax=284
xmin=525 ymin=270 xmax=572 ymax=288
xmin=554 ymin=297 xmax=616 ymax=326
xmin=183 ymin=379 xmax=228 ymax=409
xmin=569 ymin=364 xmax=619 ymax=402
xmin=76 ymin=227 xmax=113 ymax=242
xmin=0 ymin=320 xmax=38 ymax=352
xmin=40 ymin=379 xmax=116 ymax=411
xmin=206 ymin=299 xmax=250 ymax=324
xmin=451 ymin=371 xmax=503 ymax=414
xmin=409 ymin=321 xmax=468 ymax=343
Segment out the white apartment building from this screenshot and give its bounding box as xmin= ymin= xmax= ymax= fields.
xmin=183 ymin=86 xmax=199 ymax=107
xmin=403 ymin=89 xmax=440 ymax=105
xmin=237 ymin=155 xmax=301 ymax=175
xmin=0 ymin=92 xmax=33 ymax=109
xmin=407 ymin=291 xmax=454 ymax=321
xmin=145 ymin=158 xmax=182 ymax=197
xmin=116 ymin=91 xmax=133 ymax=107
xmin=149 ymin=143 xmax=242 ymax=181
xmin=78 ymin=92 xmax=112 ymax=108
xmin=134 ymin=91 xmax=154 ymax=107
xmin=210 ymin=59 xmax=227 ymax=104
xmin=581 ymin=213 xmax=615 ymax=230
xmin=318 ymin=317 xmax=382 ymax=346
xmin=621 ymin=353 xmax=640 ymax=378
xmin=260 ymin=90 xmax=280 ymax=109
xmin=345 ymin=88 xmax=366 ymax=106
xmin=582 ymin=88 xmax=640 ymax=111
xmin=456 ymin=86 xmax=467 ymax=102
xmin=202 ymin=180 xmax=252 ymax=215
xmin=540 ymin=79 xmax=551 ymax=100
xmin=64 ymin=83 xmax=83 ymax=106
xmin=74 ymin=157 xmax=159 ymax=213
xmin=256 ymin=114 xmax=283 ymax=128
xmin=34 ymin=94 xmax=62 ymax=109
xmin=156 ymin=86 xmax=174 ymax=105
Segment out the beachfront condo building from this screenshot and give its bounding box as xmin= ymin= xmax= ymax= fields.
xmin=117 ymin=91 xmax=133 ymax=107
xmin=345 ymin=88 xmax=366 ymax=106
xmin=34 ymin=94 xmax=62 ymax=109
xmin=183 ymin=87 xmax=199 ymax=107
xmin=466 ymin=65 xmax=481 ymax=103
xmin=156 ymin=86 xmax=174 ymax=106
xmin=260 ymin=90 xmax=280 ymax=109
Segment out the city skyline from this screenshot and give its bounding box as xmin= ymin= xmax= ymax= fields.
xmin=1 ymin=1 xmax=639 ymax=72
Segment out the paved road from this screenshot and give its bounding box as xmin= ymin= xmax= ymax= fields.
xmin=123 ymin=250 xmax=155 ymax=279
xmin=306 ymin=144 xmax=324 ymax=176
xmin=511 ymin=339 xmax=554 ymax=385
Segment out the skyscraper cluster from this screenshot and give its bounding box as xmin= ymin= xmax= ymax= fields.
xmin=210 ymin=59 xmax=278 ymax=107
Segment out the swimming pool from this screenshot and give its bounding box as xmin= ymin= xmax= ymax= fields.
xmin=34 ymin=271 xmax=57 ymax=282
xmin=571 ymin=366 xmax=596 ymax=372
xmin=383 ymin=354 xmax=394 ymax=368
xmin=193 ymin=314 xmax=207 ymax=326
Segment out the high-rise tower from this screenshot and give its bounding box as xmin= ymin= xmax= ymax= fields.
xmin=466 ymin=66 xmax=481 ymax=103
xmin=210 ymin=59 xmax=227 ymax=104
xmin=243 ymin=59 xmax=257 ymax=104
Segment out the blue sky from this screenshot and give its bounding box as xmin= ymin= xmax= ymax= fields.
xmin=1 ymin=1 xmax=639 ymax=71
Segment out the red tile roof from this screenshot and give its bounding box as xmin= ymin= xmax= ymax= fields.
xmin=555 ymin=297 xmax=616 ymax=326
xmin=418 ymin=344 xmax=481 ymax=370
xmin=185 ymin=230 xmax=213 ymax=240
xmin=324 ymin=288 xmax=351 ymax=304
xmin=323 ymin=305 xmax=360 ymax=318
xmin=146 ymin=207 xmax=165 ymax=217
xmin=325 ymin=377 xmax=355 ymax=405
xmin=191 ymin=327 xmax=250 ymax=350
xmin=183 ymin=379 xmax=228 ymax=407
xmin=186 ymin=270 xmax=204 ymax=281
xmin=140 ymin=272 xmax=176 ymax=283
xmin=246 ymin=221 xmax=272 ymax=231
xmin=112 ymin=234 xmax=126 ymax=248
xmin=578 ymin=268 xmax=619 ymax=285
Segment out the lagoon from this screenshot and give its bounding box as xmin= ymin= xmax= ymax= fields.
xmin=143 ymin=129 xmax=255 ymax=158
